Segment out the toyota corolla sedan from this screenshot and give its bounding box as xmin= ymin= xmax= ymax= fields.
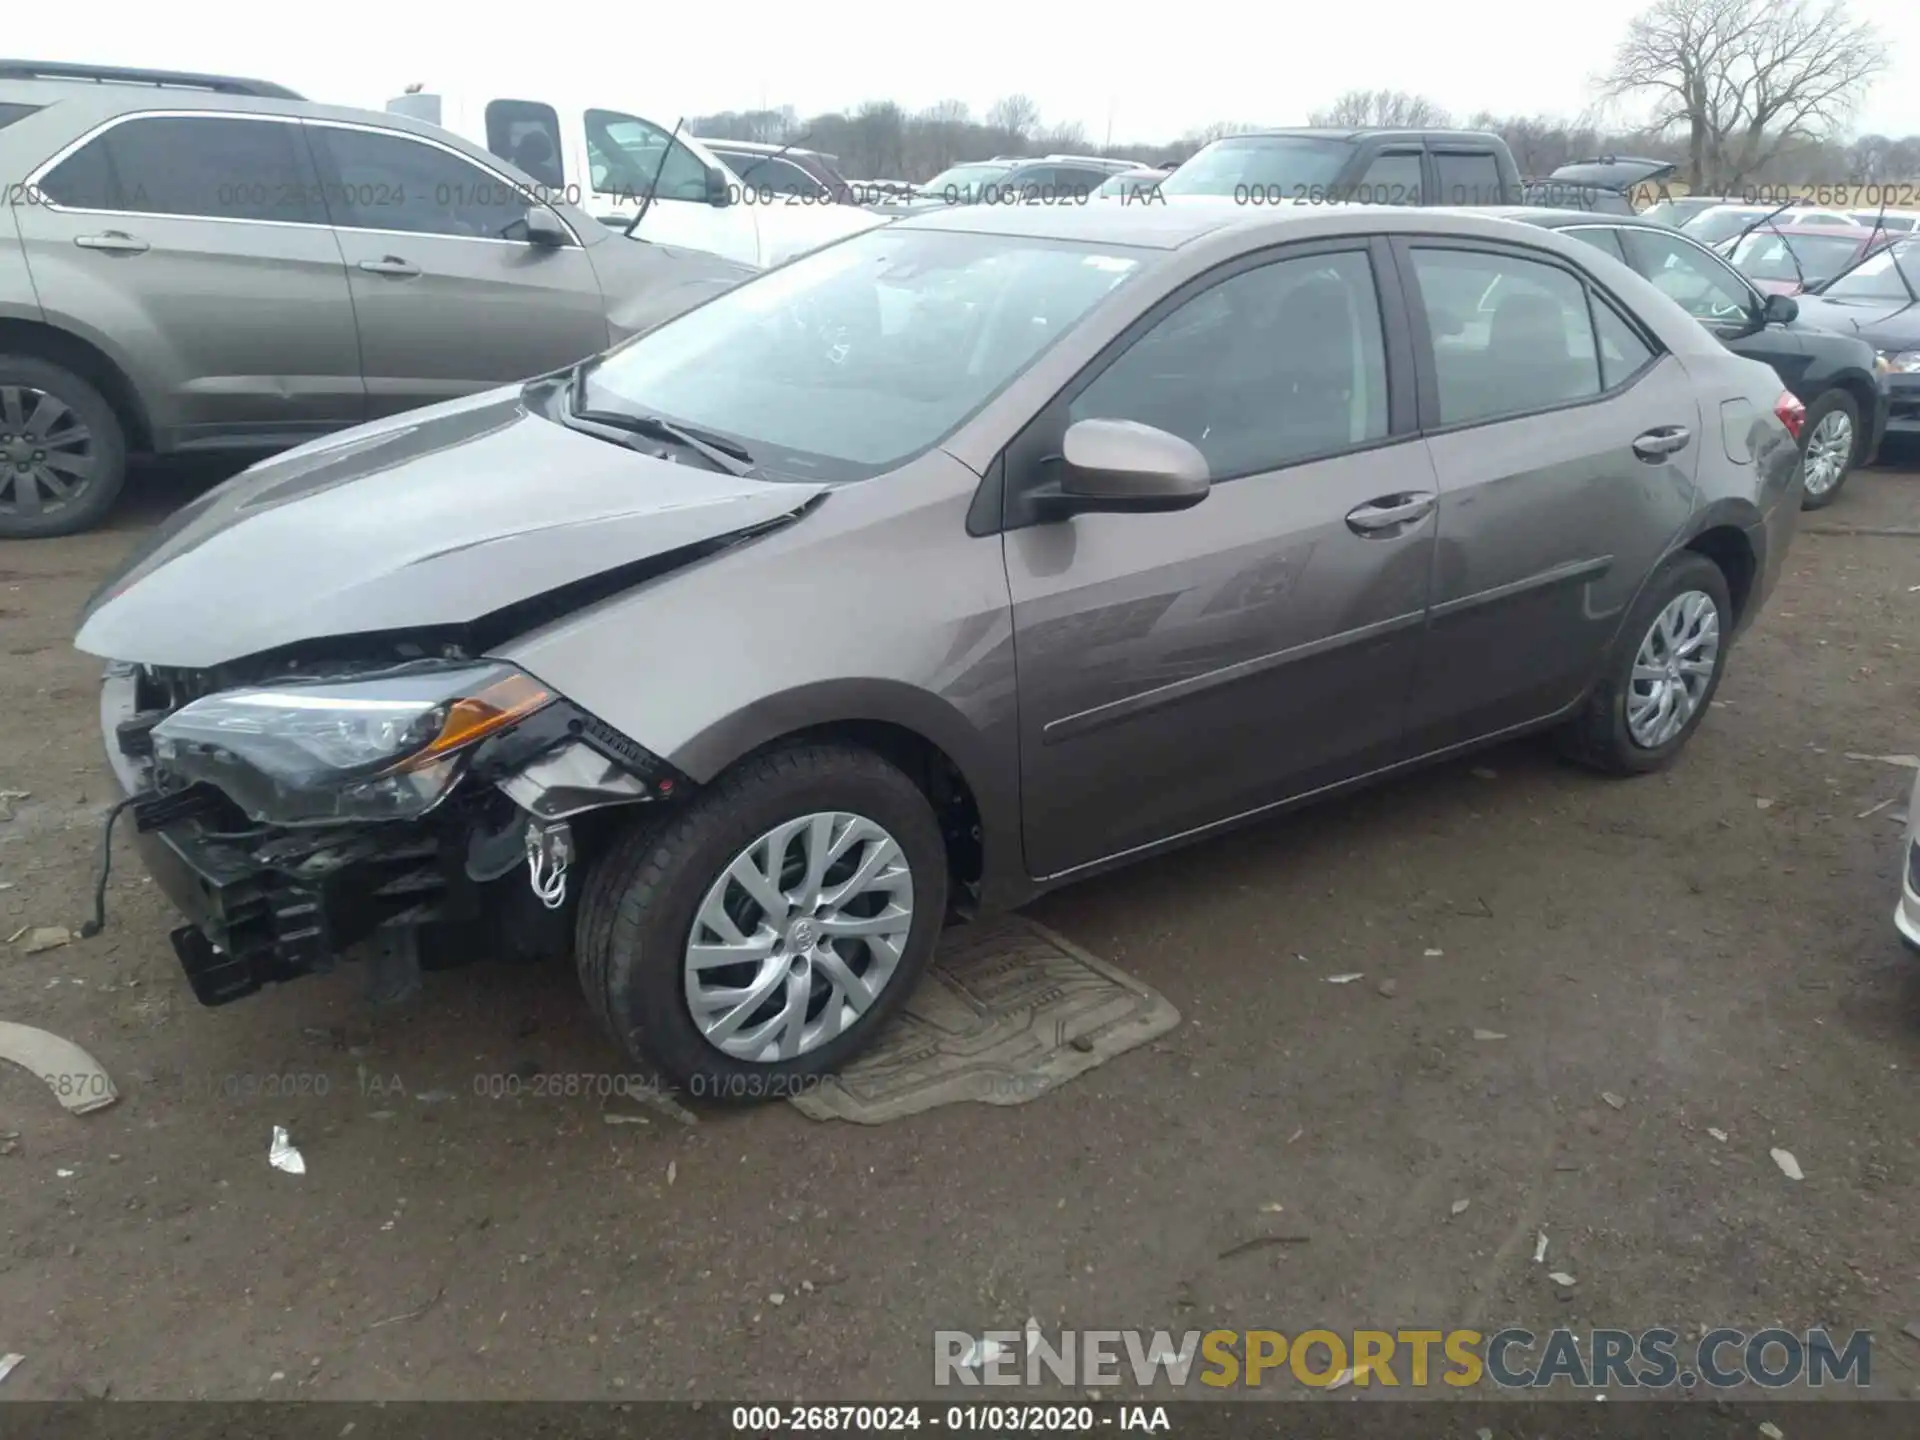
xmin=77 ymin=204 xmax=1803 ymax=1097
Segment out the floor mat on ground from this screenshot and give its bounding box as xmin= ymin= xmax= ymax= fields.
xmin=790 ymin=916 xmax=1180 ymax=1124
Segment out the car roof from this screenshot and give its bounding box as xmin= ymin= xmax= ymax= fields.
xmin=700 ymin=138 xmax=828 ymax=159
xmin=1742 ymin=222 xmax=1874 ymax=238
xmin=894 ymin=198 xmax=1581 ymax=252
xmin=1217 ymin=126 xmax=1506 ymax=145
xmin=1474 ymin=206 xmax=1669 ymax=230
xmin=0 ymin=58 xmax=300 ymax=99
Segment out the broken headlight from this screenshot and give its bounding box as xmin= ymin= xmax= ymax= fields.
xmin=149 ymin=663 xmax=553 ymax=826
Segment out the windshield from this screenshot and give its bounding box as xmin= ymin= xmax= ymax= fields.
xmin=1818 ymin=239 xmax=1919 ymax=300
xmin=1640 ymin=198 xmax=1717 ymax=228
xmin=1729 ymin=232 xmax=1864 ymax=285
xmin=576 ymin=227 xmax=1148 ymax=479
xmin=919 ymin=163 xmax=1012 ymax=200
xmin=1681 ymin=207 xmax=1770 ymax=245
xmin=1159 ymin=136 xmax=1354 ymax=198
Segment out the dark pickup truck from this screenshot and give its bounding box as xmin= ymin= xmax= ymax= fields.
xmin=1158 ymin=127 xmax=1524 ymax=206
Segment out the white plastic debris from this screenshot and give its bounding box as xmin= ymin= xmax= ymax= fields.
xmin=1260 ymin=1201 xmax=1285 ymax=1213
xmin=1858 ymin=797 xmax=1897 ymax=820
xmin=0 ymin=1023 xmax=118 ymax=1114
xmin=602 ymin=1113 xmax=651 ymax=1127
xmin=56 ymin=1168 xmax=74 ymax=1179
xmin=958 ymin=1335 xmax=1010 ymax=1368
xmin=1755 ymin=797 xmax=1775 ymax=810
xmin=1771 ymin=1148 xmax=1803 ymax=1181
xmin=1844 ymin=753 xmax=1920 ymax=770
xmin=666 ymin=1160 xmax=677 ymax=1186
xmin=1534 ymin=1231 xmax=1549 ymax=1263
xmin=1601 ymin=1092 xmax=1626 ymax=1110
xmin=1759 ymin=1423 xmax=1784 ymax=1440
xmin=1328 ymin=1366 xmax=1355 ymax=1390
xmin=1450 ymin=1198 xmax=1470 ymax=1216
xmin=1324 ymin=973 xmax=1364 ymax=984
xmin=20 ymin=926 xmax=71 ymax=954
xmin=1708 ymin=1128 xmax=1728 ymax=1142
xmin=1473 ymin=1029 xmax=1507 ymax=1041
xmin=1423 ymin=948 xmax=1445 ymax=957
xmin=0 ymin=1354 xmax=23 ymax=1386
xmin=268 ymin=1126 xmax=307 ymax=1176
xmin=769 ymin=1292 xmax=785 ymax=1306
xmin=1549 ymin=1272 xmax=1577 ymax=1287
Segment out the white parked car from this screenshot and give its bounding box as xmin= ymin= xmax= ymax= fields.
xmin=385 ymin=90 xmax=889 ymax=268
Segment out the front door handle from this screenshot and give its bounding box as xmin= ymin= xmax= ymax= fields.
xmin=357 ymin=256 xmax=420 ymax=277
xmin=74 ymin=230 xmax=148 ymax=254
xmin=1632 ymin=425 xmax=1691 ymax=461
xmin=1345 ymin=491 xmax=1436 ymax=536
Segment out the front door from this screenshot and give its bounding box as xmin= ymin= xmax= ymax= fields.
xmin=303 ymin=122 xmax=612 ymax=419
xmin=1611 ymin=225 xmax=1814 ymax=390
xmin=1392 ymin=238 xmax=1702 ymax=752
xmin=1004 ymin=242 xmax=1436 ymax=879
xmin=579 ymin=109 xmax=757 ymax=265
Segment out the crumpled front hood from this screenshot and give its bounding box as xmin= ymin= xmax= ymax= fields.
xmin=76 ymin=388 xmax=827 ymax=669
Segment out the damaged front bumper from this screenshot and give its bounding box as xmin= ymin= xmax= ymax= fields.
xmin=99 ymin=663 xmax=685 ymax=1006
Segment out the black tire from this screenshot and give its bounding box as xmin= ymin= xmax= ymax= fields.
xmin=575 ymin=743 xmax=948 ymax=1101
xmin=0 ymin=356 xmax=129 ymax=538
xmin=1796 ymin=388 xmax=1861 ymax=512
xmin=1555 ymin=551 xmax=1733 ymax=776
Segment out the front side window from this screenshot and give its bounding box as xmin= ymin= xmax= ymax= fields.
xmin=1819 ymin=239 xmax=1918 ymax=300
xmin=1070 ymin=250 xmax=1389 ymax=478
xmin=1434 ymin=152 xmax=1502 ymax=205
xmin=307 ymin=126 xmax=534 ymax=239
xmin=1411 ymin=247 xmax=1602 ymax=424
xmin=1618 ymin=228 xmax=1756 ymax=323
xmin=38 ymin=115 xmax=315 ymax=223
xmin=577 ymin=227 xmax=1148 ymax=479
xmin=584 ymin=110 xmax=709 ymax=203
xmin=1159 ymin=136 xmax=1355 ymax=199
xmin=484 ymin=100 xmax=564 ymax=190
xmin=1564 ymin=226 xmax=1629 ymax=263
xmin=1356 ymin=151 xmax=1422 ymax=205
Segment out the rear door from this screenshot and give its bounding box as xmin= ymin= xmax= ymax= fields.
xmin=1392 ymin=236 xmax=1701 ymax=752
xmin=1431 ymin=148 xmax=1507 ymax=207
xmin=304 ymin=120 xmax=611 ymax=418
xmin=17 ymin=110 xmax=362 ymax=446
xmin=1003 ymin=240 xmax=1437 ymax=879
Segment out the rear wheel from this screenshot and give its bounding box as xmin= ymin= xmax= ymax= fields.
xmin=1555 ymin=552 xmax=1732 ymax=776
xmin=1797 ymin=389 xmax=1860 ymax=511
xmin=0 ymin=357 xmax=128 ymax=538
xmin=575 ymin=744 xmax=947 ymax=1099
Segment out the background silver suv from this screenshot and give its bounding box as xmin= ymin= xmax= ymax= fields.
xmin=0 ymin=60 xmax=753 ymax=537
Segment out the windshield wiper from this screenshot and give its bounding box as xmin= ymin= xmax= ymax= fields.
xmin=565 ymin=363 xmax=755 ymax=476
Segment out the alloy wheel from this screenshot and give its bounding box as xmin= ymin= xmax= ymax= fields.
xmin=1800 ymin=408 xmax=1853 ymax=498
xmin=0 ymin=385 xmax=97 ymax=520
xmin=1626 ymin=590 xmax=1721 ymax=749
xmin=683 ymin=811 xmax=915 ymax=1062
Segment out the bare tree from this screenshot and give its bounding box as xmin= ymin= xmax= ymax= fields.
xmin=1309 ymin=89 xmax=1453 ymax=129
xmin=985 ymin=94 xmax=1041 ymax=143
xmin=1604 ymin=0 xmax=1887 ymax=190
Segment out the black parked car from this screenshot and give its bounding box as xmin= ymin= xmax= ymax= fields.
xmin=1792 ymin=238 xmax=1920 ymax=455
xmin=1490 ymin=207 xmax=1889 ymax=508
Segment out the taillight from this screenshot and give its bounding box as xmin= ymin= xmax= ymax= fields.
xmin=1775 ymin=390 xmax=1806 ymax=440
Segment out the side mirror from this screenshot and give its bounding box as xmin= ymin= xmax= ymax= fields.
xmin=1762 ymin=292 xmax=1799 ymax=324
xmin=521 ymin=206 xmax=569 ymax=248
xmin=705 ymin=167 xmax=731 ymax=207
xmin=1040 ymin=418 xmax=1210 ymax=517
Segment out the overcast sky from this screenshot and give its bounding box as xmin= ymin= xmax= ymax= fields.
xmin=11 ymin=0 xmax=1918 ymax=146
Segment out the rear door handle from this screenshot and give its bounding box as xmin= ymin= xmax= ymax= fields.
xmin=1632 ymin=425 xmax=1691 ymax=461
xmin=1345 ymin=492 xmax=1436 ymax=536
xmin=357 ymin=256 xmax=420 ymax=277
xmin=74 ymin=230 xmax=148 ymax=254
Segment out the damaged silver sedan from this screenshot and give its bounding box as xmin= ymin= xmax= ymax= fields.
xmin=76 ymin=203 xmax=1802 ymax=1096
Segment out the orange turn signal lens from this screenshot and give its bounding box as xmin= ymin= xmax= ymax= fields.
xmin=388 ymin=671 xmax=552 ymax=773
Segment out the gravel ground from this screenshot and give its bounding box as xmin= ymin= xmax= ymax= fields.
xmin=1 ymin=453 xmax=1917 ymax=1403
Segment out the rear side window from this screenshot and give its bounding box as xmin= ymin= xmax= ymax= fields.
xmin=1592 ymin=298 xmax=1655 ymax=388
xmin=1410 ymin=247 xmax=1602 ymax=425
xmin=38 ymin=115 xmax=317 ymax=223
xmin=483 ymin=99 xmax=564 ymax=191
xmin=725 ymin=154 xmax=823 ymax=198
xmin=0 ymin=102 xmax=40 ymax=132
xmin=1434 ymin=152 xmax=1503 ymax=205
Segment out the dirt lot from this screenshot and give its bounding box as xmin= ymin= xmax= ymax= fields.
xmin=2 ymin=454 xmax=1918 ymax=1404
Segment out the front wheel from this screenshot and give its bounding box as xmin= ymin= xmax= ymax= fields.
xmin=0 ymin=357 xmax=128 ymax=538
xmin=1797 ymin=389 xmax=1861 ymax=511
xmin=1555 ymin=552 xmax=1732 ymax=775
xmin=575 ymin=744 xmax=948 ymax=1099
